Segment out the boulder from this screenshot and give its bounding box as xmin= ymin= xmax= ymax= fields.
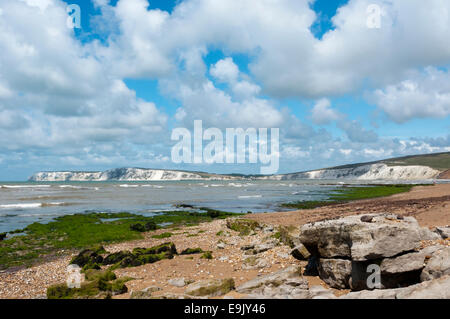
xmin=291 ymin=243 xmax=311 ymax=261
xmin=242 ymin=256 xmax=269 ymax=270
xmin=317 ymin=259 xmax=352 ymax=289
xmin=308 ymin=285 xmax=337 ymax=299
xmin=236 ymin=266 xmax=307 ymax=295
xmin=185 ymin=278 xmax=235 ymax=297
xmin=421 ymin=247 xmax=450 ymax=281
xmin=419 ymin=227 xmax=441 ymax=241
xmin=299 ymin=214 xmax=423 ymax=261
xmin=342 ymin=275 xmax=450 ymax=299
xmin=168 ymin=278 xmax=189 ymax=287
xmin=380 ymin=245 xmax=443 ymax=275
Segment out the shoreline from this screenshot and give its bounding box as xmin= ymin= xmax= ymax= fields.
xmin=0 ymin=184 xmax=448 ymax=299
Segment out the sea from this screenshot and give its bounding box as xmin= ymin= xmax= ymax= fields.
xmin=0 ymin=179 xmax=442 ymax=233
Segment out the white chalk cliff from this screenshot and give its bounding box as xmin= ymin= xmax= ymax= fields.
xmin=277 ymin=164 xmax=441 ymax=180
xmin=29 ymin=168 xmax=209 ymax=182
xmin=29 ymin=164 xmax=442 ymax=181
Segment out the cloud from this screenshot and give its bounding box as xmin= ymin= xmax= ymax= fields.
xmin=210 ymin=58 xmax=239 ymax=83
xmin=311 ymin=98 xmax=342 ymax=125
xmin=372 ymin=67 xmax=450 ymax=123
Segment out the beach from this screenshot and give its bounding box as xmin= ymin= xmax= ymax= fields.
xmin=0 ymin=183 xmax=448 ymax=299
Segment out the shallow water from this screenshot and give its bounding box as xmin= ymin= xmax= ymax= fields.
xmin=0 ymin=179 xmax=438 ymax=233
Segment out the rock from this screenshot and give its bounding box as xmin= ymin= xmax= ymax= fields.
xmin=242 ymin=256 xmax=269 ymax=270
xmin=102 ymin=251 xmax=132 ymax=265
xmin=419 ymin=227 xmax=441 ymax=241
xmin=185 ymin=278 xmax=235 ymax=297
xmin=318 ymin=259 xmax=352 ymax=289
xmin=216 ymin=242 xmax=226 ymax=249
xmin=342 ymin=275 xmax=450 ymax=299
xmin=168 ymin=278 xmax=189 ymax=287
xmin=240 ymin=244 xmax=255 ymax=251
xmin=218 ymin=256 xmax=229 ymax=262
xmin=360 ymin=216 xmax=373 ymax=223
xmin=103 ymin=243 xmax=177 ymax=268
xmin=278 ymin=225 xmax=301 ymax=248
xmin=309 ymin=285 xmax=337 ymax=299
xmin=70 ymin=248 xmax=104 ymax=268
xmin=263 ymin=226 xmax=274 ymax=233
xmin=130 ymin=290 xmax=153 ymax=299
xmin=380 ymin=245 xmax=443 ymax=275
xmin=434 ymin=226 xmax=450 ymax=239
xmin=142 ymin=286 xmax=161 ymax=293
xmin=253 ymin=240 xmax=277 ymax=254
xmin=236 ymin=266 xmax=307 ymax=295
xmin=291 ymin=243 xmax=311 ymax=261
xmin=180 ymin=248 xmax=204 ymax=255
xmin=421 ymin=247 xmax=450 ymax=281
xmin=397 ymin=275 xmax=450 ymax=299
xmin=299 ymin=214 xmax=423 ymax=261
xmin=0 ymin=233 xmax=6 ymax=241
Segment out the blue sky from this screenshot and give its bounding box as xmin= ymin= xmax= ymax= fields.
xmin=0 ymin=0 xmax=449 ymax=180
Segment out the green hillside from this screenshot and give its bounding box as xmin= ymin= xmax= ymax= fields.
xmin=329 ymin=152 xmax=450 ymax=171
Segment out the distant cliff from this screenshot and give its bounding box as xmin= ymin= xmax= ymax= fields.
xmin=29 ymin=168 xmax=235 ymax=182
xmin=276 ymin=164 xmax=441 ymax=181
xmin=29 ymin=163 xmax=442 ymax=182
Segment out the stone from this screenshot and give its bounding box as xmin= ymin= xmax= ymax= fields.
xmin=419 ymin=227 xmax=441 ymax=241
xmin=291 ymin=243 xmax=311 ymax=261
xmin=421 ymin=247 xmax=450 ymax=281
xmin=253 ymin=240 xmax=277 ymax=254
xmin=299 ymin=214 xmax=423 ymax=261
xmin=168 ymin=278 xmax=189 ymax=287
xmin=380 ymin=245 xmax=443 ymax=275
xmin=236 ymin=266 xmax=307 ymax=295
xmin=434 ymin=226 xmax=450 ymax=239
xmin=318 ymin=259 xmax=352 ymax=289
xmin=242 ymin=256 xmax=269 ymax=270
xmin=342 ymin=275 xmax=450 ymax=299
xmin=70 ymin=248 xmax=104 ymax=268
xmin=142 ymin=286 xmax=161 ymax=293
xmin=216 ymin=242 xmax=226 ymax=249
xmin=130 ymin=290 xmax=153 ymax=299
xmin=240 ymin=244 xmax=255 ymax=251
xmin=309 ymin=285 xmax=337 ymax=299
xmin=185 ymin=278 xmax=235 ymax=297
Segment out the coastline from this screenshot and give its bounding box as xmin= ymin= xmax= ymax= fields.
xmin=0 ymin=184 xmax=448 ymax=299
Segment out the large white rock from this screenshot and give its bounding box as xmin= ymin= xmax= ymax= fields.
xmin=299 ymin=214 xmax=423 ymax=261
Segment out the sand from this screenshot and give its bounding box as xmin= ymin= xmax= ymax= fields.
xmin=0 ymin=183 xmax=448 ymax=299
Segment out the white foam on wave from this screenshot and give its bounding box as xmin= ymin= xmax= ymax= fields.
xmin=1 ymin=185 xmax=51 ymax=189
xmin=0 ymin=202 xmax=69 ymax=209
xmin=119 ymin=184 xmax=139 ymax=188
xmin=238 ymin=195 xmax=262 ymax=199
xmin=141 ymin=185 xmax=164 ymax=188
xmin=0 ymin=203 xmax=42 ymax=209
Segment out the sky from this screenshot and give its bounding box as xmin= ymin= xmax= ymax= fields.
xmin=0 ymin=0 xmax=449 ymax=180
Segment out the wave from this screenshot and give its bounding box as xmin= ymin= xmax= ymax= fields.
xmin=119 ymin=184 xmax=139 ymax=188
xmin=1 ymin=185 xmax=51 ymax=189
xmin=238 ymin=195 xmax=263 ymax=199
xmin=0 ymin=202 xmax=71 ymax=209
xmin=141 ymin=185 xmax=165 ymax=188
